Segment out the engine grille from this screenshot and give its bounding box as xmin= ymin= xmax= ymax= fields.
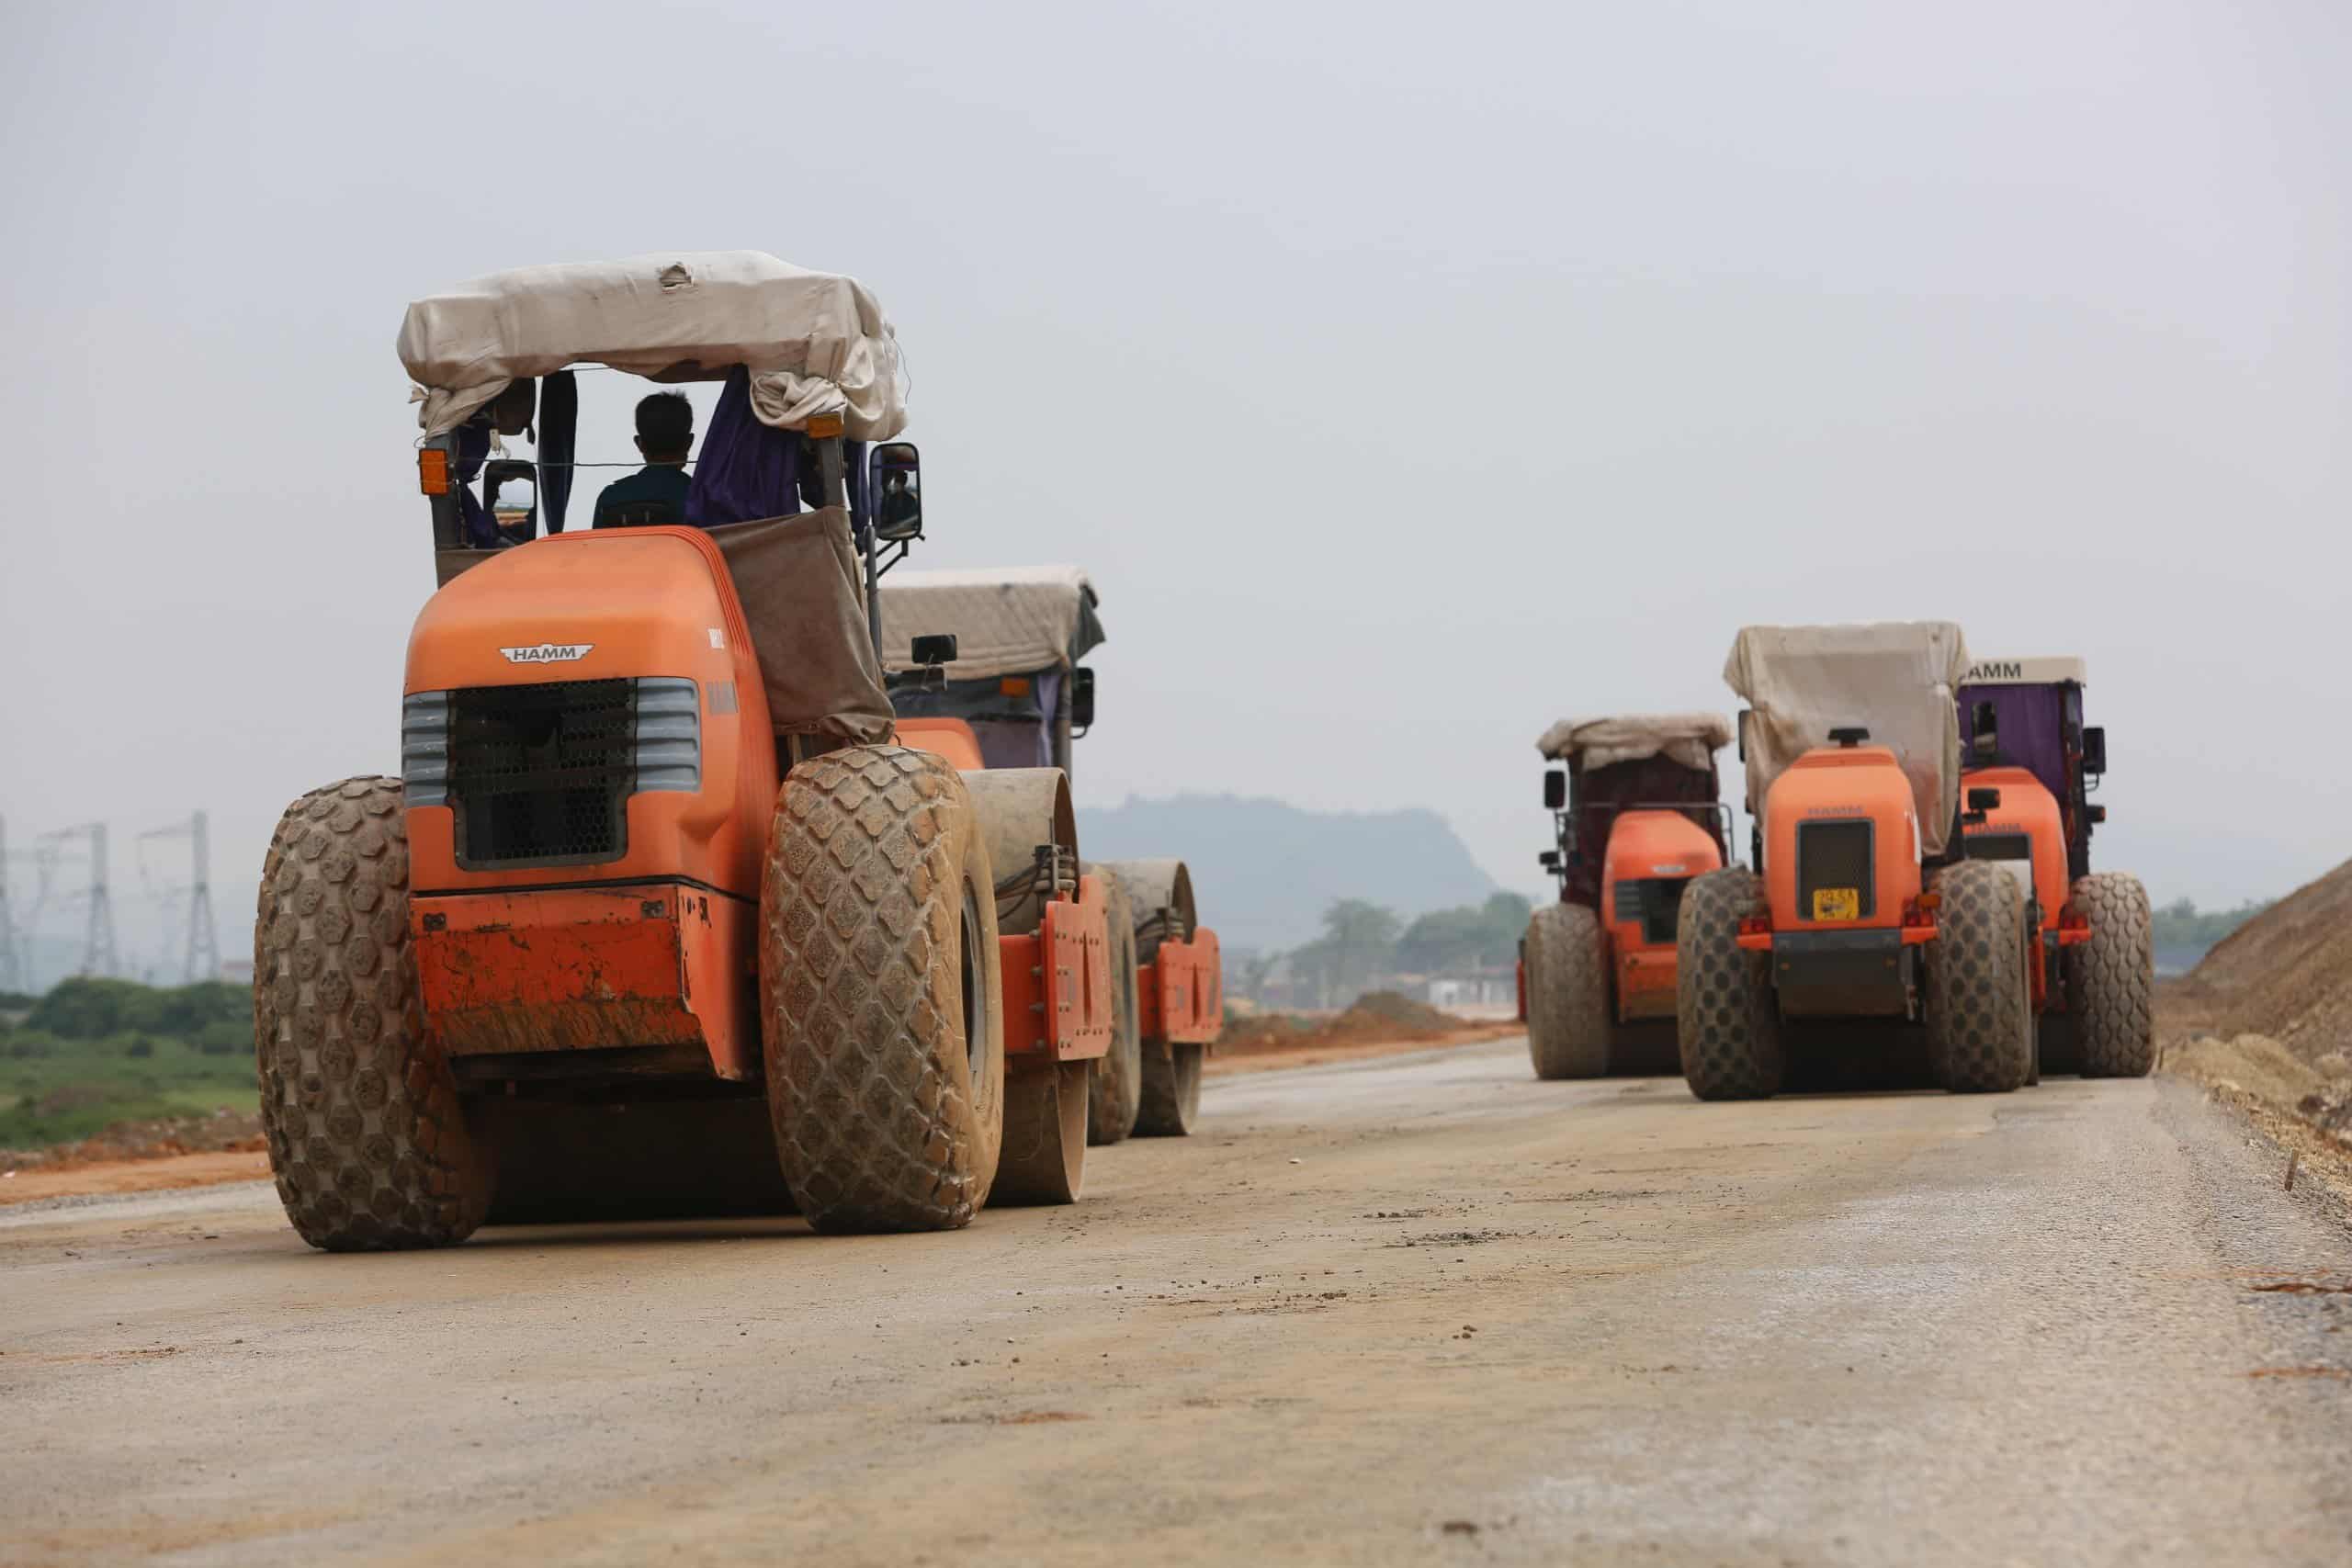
xmin=1796 ymin=818 xmax=1876 ymax=919
xmin=448 ymin=680 xmax=637 ymax=867
xmin=1612 ymin=877 xmax=1692 ymax=945
xmin=403 ymin=677 xmax=705 ymax=869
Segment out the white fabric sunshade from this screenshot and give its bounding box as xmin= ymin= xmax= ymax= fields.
xmin=876 ymin=565 xmax=1100 ymax=681
xmin=399 ymin=251 xmax=906 ymax=441
xmin=1534 ymin=714 xmax=1733 ymax=773
xmin=1724 ymin=622 xmax=1971 ymax=857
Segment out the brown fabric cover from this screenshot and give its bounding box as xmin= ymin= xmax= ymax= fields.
xmin=707 ymin=507 xmax=893 ymax=743
xmin=435 ymin=548 xmax=498 ymax=586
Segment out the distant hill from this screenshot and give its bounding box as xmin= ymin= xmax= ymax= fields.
xmin=1076 ymin=794 xmax=1498 ymax=954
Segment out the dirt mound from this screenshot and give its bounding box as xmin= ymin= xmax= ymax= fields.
xmin=2158 ymin=859 xmax=2352 ymax=1206
xmin=2168 ymin=1033 xmax=2340 ymax=1114
xmin=1216 ymin=991 xmax=1479 ymax=1060
xmin=0 ymin=1109 xmax=266 ymax=1174
xmin=1335 ymin=990 xmax=1457 ymax=1032
xmin=2169 ymin=858 xmax=2352 ymax=1065
xmin=2162 ymin=1033 xmax=2352 ymax=1209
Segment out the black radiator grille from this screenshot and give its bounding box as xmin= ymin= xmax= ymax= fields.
xmin=1796 ymin=818 xmax=1876 ymax=919
xmin=1612 ymin=877 xmax=1693 ymax=945
xmin=449 ymin=680 xmax=635 ymax=866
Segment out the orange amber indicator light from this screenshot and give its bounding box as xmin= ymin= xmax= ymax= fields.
xmin=1000 ymin=677 xmax=1032 ymax=698
xmin=418 ymin=448 xmax=452 ymax=496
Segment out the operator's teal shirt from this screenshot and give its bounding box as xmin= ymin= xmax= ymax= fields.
xmin=591 ymin=464 xmax=692 ymax=528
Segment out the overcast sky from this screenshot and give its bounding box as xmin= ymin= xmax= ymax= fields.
xmin=3 ymin=1 xmax=2346 ymax=975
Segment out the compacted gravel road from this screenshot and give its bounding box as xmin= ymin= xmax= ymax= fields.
xmin=5 ymin=1038 xmax=2349 ymax=1566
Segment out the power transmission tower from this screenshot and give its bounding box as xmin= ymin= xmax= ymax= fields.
xmin=40 ymin=823 xmax=119 ymax=979
xmin=139 ymin=812 xmax=221 ymax=984
xmin=0 ymin=815 xmax=22 ymax=993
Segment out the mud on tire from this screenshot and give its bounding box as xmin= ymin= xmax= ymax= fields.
xmin=1926 ymin=861 xmax=2033 ymax=1093
xmin=762 ymin=746 xmax=1005 ymax=1233
xmin=1525 ymin=903 xmax=1611 ymax=1078
xmin=255 ymin=776 xmax=492 ymax=1251
xmin=1675 ymin=868 xmax=1783 ymax=1100
xmin=1083 ymin=867 xmax=1143 ymax=1145
xmin=2066 ymin=871 xmax=2156 ymax=1077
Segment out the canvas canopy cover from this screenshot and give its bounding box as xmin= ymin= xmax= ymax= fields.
xmin=399 ymin=251 xmax=907 ymax=442
xmin=1724 ymin=622 xmax=1971 ymax=857
xmin=876 ymin=565 xmax=1104 ymax=682
xmin=1535 ymin=714 xmax=1733 ymax=774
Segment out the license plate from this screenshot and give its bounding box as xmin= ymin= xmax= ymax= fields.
xmin=1812 ymin=887 xmax=1860 ymax=921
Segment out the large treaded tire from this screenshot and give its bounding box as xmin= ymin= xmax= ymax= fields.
xmin=254 ymin=776 xmax=492 ymax=1251
xmin=1926 ymin=861 xmax=2033 ymax=1093
xmin=2067 ymin=871 xmax=2156 ymax=1077
xmin=1675 ymin=868 xmax=1783 ymax=1100
xmin=1525 ymin=903 xmax=1611 ymax=1079
xmin=762 ymin=746 xmax=1004 ymax=1234
xmin=1084 ymin=868 xmax=1143 ymax=1145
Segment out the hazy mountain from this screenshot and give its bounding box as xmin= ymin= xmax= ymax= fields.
xmin=1076 ymin=794 xmax=1499 ymax=955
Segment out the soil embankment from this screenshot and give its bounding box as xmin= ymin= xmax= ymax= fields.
xmin=1208 ymin=991 xmax=1516 ymax=1075
xmin=2158 ymin=857 xmax=2352 ymax=1200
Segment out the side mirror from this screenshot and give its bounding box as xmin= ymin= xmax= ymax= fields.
xmin=1966 ymin=786 xmax=2002 ymax=812
xmin=871 ymin=442 xmax=922 ymax=542
xmin=1736 ymin=707 xmax=1750 ymax=762
xmin=910 ymin=633 xmax=957 ymax=667
xmin=1543 ymin=769 xmax=1566 ymax=811
xmin=2086 ymin=804 xmax=2108 ymax=825
xmin=482 ymin=458 xmax=537 ymax=545
xmin=1538 ymin=850 xmax=1562 ymax=871
xmin=1069 ymin=667 xmax=1096 ymax=733
xmin=2080 ymin=726 xmax=2106 ymax=776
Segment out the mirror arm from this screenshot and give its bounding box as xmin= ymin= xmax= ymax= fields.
xmin=863 ymin=517 xmax=882 ymax=659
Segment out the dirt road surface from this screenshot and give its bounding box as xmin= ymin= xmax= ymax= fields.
xmin=5 ymin=1038 xmax=2349 ymax=1566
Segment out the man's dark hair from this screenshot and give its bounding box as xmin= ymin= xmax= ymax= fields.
xmin=636 ymin=390 xmax=694 ymax=458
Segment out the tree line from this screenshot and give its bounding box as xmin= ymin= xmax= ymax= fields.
xmin=2149 ymin=897 xmax=2270 ymax=952
xmin=1242 ymin=891 xmax=1533 ymax=1006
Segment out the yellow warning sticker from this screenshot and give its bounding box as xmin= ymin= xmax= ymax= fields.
xmin=1812 ymin=887 xmax=1860 ymax=921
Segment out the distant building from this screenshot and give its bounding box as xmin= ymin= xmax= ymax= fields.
xmin=1423 ymin=965 xmax=1515 ymax=1011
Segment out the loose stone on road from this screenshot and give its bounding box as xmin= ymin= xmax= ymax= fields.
xmin=2 ymin=1038 xmax=2346 ymax=1565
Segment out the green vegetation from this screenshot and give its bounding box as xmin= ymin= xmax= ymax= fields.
xmin=1396 ymin=893 xmax=1533 ymax=974
xmin=2151 ymin=897 xmax=2271 ymax=953
xmin=0 ymin=978 xmax=254 ymax=1151
xmin=1263 ymin=892 xmax=1533 ymax=1007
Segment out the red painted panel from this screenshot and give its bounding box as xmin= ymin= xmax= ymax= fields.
xmin=1139 ymin=929 xmax=1223 ymax=1045
xmin=410 ymin=884 xmax=756 ymax=1079
xmin=998 ymin=876 xmax=1114 ymax=1063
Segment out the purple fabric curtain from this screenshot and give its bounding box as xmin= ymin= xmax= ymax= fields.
xmin=455 ymin=422 xmax=497 ymax=547
xmin=1960 ymin=685 xmax=2067 ymax=801
xmin=686 ymin=367 xmax=802 ymax=526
